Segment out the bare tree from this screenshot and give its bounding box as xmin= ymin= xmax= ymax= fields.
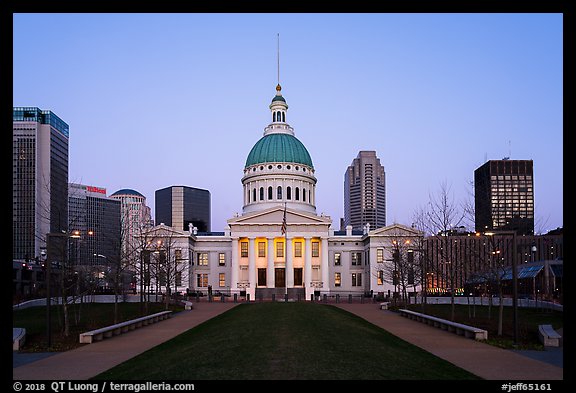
xmin=415 ymin=181 xmax=466 ymax=321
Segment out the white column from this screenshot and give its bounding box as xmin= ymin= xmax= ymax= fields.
xmin=304 ymin=237 xmax=313 ymax=300
xmin=321 ymin=237 xmax=329 ymax=292
xmin=231 ymin=238 xmax=238 ymax=295
xmin=286 ymin=237 xmax=293 ymax=289
xmin=267 ymin=237 xmax=275 ymax=287
xmin=248 ymin=237 xmax=256 ymax=300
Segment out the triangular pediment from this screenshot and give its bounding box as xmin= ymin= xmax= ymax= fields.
xmin=140 ymin=223 xmax=190 ymax=238
xmin=369 ymin=223 xmax=423 ymax=237
xmin=228 ymin=206 xmax=331 ymax=226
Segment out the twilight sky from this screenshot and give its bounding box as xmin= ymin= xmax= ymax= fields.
xmin=13 ymin=13 xmax=563 ymax=233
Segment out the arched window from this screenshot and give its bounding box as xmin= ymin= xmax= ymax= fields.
xmin=303 ymin=188 xmax=306 ymax=202
xmin=295 ymin=187 xmax=300 ymax=201
xmin=247 ymin=188 xmax=250 ymax=203
xmin=277 ymin=186 xmax=282 ymax=200
xmin=268 ymin=186 xmax=273 ymax=200
xmin=282 ymin=112 xmax=285 ymax=122
xmin=287 ymin=186 xmax=292 ymax=200
xmin=252 ymin=188 xmax=256 ymax=203
xmin=260 ymin=187 xmax=264 ymax=201
xmin=273 ymin=112 xmax=276 ymax=122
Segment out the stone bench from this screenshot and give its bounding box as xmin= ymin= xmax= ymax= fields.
xmin=79 ymin=311 xmax=172 ymax=344
xmin=399 ymin=309 xmax=488 ymax=340
xmin=13 ymin=328 xmax=26 ymax=350
xmin=538 ymin=324 xmax=561 ymax=347
xmin=380 ymin=302 xmax=390 ymax=310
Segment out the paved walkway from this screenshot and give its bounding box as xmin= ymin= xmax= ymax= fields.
xmin=13 ymin=303 xmax=237 ymax=380
xmin=334 ymin=304 xmax=563 ymax=380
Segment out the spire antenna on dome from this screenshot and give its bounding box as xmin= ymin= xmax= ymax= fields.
xmin=277 ymin=33 xmax=281 ymax=90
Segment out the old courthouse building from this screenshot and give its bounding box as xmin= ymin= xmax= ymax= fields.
xmin=139 ymin=84 xmax=422 ymax=300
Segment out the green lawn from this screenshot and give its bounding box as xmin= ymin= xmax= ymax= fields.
xmin=13 ymin=302 xmax=183 ymax=352
xmin=93 ymin=302 xmax=480 ymax=380
xmin=407 ymin=303 xmax=563 ymax=349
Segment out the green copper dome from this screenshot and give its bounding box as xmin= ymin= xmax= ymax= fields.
xmin=245 ymin=133 xmax=313 ymax=168
xmin=271 ymin=95 xmax=286 ymax=103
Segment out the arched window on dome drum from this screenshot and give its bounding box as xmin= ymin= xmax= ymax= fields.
xmin=268 ymin=186 xmax=273 ymax=200
xmin=277 ymin=186 xmax=282 ymax=200
xmin=287 ymin=186 xmax=292 ymax=200
xmin=295 ymin=187 xmax=300 ymax=201
xmin=303 ymin=188 xmax=306 ymax=202
xmin=253 ymin=188 xmax=256 ymax=203
xmin=247 ymin=188 xmax=250 ymax=203
xmin=273 ymin=112 xmax=276 ymax=122
xmin=260 ymin=187 xmax=264 ymax=201
xmin=282 ymin=112 xmax=285 ymax=122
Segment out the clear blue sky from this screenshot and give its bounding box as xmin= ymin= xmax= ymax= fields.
xmin=13 ymin=13 xmax=563 ymax=233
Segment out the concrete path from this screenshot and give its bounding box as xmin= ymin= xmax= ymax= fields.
xmin=334 ymin=304 xmax=563 ymax=380
xmin=13 ymin=303 xmax=238 ymax=380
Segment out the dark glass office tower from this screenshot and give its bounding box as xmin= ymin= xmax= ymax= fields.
xmin=68 ymin=184 xmax=121 ymax=266
xmin=474 ymin=159 xmax=534 ymax=235
xmin=13 ymin=107 xmax=69 ymax=261
xmin=155 ymin=186 xmax=211 ymax=232
xmin=344 ymin=151 xmax=386 ymax=230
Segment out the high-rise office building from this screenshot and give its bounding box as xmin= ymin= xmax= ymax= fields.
xmin=344 ymin=151 xmax=386 ymax=230
xmin=474 ymin=159 xmax=534 ymax=235
xmin=68 ymin=184 xmax=121 ymax=266
xmin=13 ymin=107 xmax=69 ymax=262
xmin=155 ymin=186 xmax=211 ymax=232
xmin=110 ymin=189 xmax=153 ymax=257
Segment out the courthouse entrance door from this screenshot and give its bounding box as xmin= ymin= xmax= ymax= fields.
xmin=275 ymin=268 xmax=286 ymax=287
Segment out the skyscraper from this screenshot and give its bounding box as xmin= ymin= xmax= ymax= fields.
xmin=344 ymin=151 xmax=386 ymax=230
xmin=474 ymin=159 xmax=534 ymax=235
xmin=68 ymin=183 xmax=121 ymax=267
xmin=155 ymin=186 xmax=211 ymax=232
xmin=110 ymin=189 xmax=153 ymax=257
xmin=13 ymin=107 xmax=69 ymax=262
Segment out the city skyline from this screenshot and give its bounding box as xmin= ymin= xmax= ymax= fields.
xmin=12 ymin=13 xmax=563 ymax=233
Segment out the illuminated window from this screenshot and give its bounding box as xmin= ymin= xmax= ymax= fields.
xmin=219 ymin=253 xmax=226 ymax=266
xmin=196 ymin=273 xmax=208 ymax=288
xmin=352 ymin=273 xmax=362 ymax=287
xmin=377 ymin=249 xmax=384 ymax=263
xmin=197 ymin=253 xmax=208 ymax=266
xmin=277 ymin=241 xmax=284 ymax=257
xmin=219 ymin=273 xmax=226 ymax=287
xmin=334 ymin=272 xmax=341 ymax=287
xmin=334 ymin=252 xmax=341 ymax=266
xmin=377 ymin=270 xmax=383 ymax=285
xmin=294 ymin=242 xmax=302 ymax=257
xmin=312 ymin=242 xmax=319 ymax=257
xmin=351 ymin=252 xmax=362 ymax=266
xmin=258 ymin=242 xmax=266 ymax=257
xmin=241 ymin=242 xmax=248 ymax=257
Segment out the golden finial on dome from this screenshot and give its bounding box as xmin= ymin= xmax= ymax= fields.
xmin=276 ymin=84 xmax=282 ymax=92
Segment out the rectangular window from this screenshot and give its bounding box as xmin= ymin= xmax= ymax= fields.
xmin=377 ymin=248 xmax=384 ymax=263
xmin=258 ymin=268 xmax=267 ymax=286
xmin=241 ymin=242 xmax=248 ymax=257
xmin=219 ymin=273 xmax=226 ymax=287
xmin=258 ymin=242 xmax=266 ymax=257
xmin=176 ymin=272 xmax=182 ymax=287
xmin=196 ymin=273 xmax=208 ymax=288
xmin=175 ymin=249 xmax=182 ymax=260
xmin=334 ymin=272 xmax=341 ymax=287
xmin=294 ymin=268 xmax=303 ymax=286
xmin=334 ymin=252 xmax=341 ymax=266
xmin=197 ymin=253 xmax=208 ymax=266
xmin=294 ymin=242 xmax=302 ymax=257
xmin=312 ymin=241 xmax=320 ymax=257
xmin=351 ymin=252 xmax=362 ymax=266
xmin=377 ymin=270 xmax=383 ymax=285
xmin=352 ymin=273 xmax=362 ymax=287
xmin=219 ymin=253 xmax=226 ymax=266
xmin=277 ymin=241 xmax=284 ymax=257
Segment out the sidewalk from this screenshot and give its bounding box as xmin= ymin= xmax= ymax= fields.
xmin=13 ymin=303 xmax=238 ymax=380
xmin=333 ymin=303 xmax=563 ymax=380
